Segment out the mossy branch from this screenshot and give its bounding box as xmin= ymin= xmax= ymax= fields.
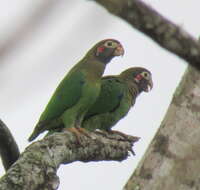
xmin=0 ymin=130 xmax=139 ymax=190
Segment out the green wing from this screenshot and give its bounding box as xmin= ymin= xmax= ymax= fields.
xmin=83 ymin=76 xmax=134 ymax=131
xmin=28 ymin=71 xmax=85 ymax=141
xmin=85 ymin=76 xmax=125 ymax=119
xmin=39 ymin=71 xmax=85 ymax=122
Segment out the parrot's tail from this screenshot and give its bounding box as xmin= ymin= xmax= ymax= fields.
xmin=28 ymin=131 xmax=38 ymax=142
xmin=28 ymin=123 xmax=43 ymax=142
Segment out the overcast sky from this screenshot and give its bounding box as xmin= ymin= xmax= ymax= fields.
xmin=0 ymin=1 xmax=200 ymax=189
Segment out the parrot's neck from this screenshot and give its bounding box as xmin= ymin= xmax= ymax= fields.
xmin=82 ymin=56 xmax=106 ymax=79
xmin=96 ymin=55 xmax=114 ymax=64
xmin=127 ymin=81 xmax=140 ymax=105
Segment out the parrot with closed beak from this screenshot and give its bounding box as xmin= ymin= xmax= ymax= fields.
xmin=82 ymin=67 xmax=153 ymax=131
xmin=28 ymin=39 xmax=124 ymax=141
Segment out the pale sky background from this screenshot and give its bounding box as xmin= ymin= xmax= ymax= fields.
xmin=0 ymin=1 xmax=200 ymax=189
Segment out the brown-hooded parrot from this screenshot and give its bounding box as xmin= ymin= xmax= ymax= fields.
xmin=82 ymin=67 xmax=153 ymax=131
xmin=28 ymin=39 xmax=124 ymax=142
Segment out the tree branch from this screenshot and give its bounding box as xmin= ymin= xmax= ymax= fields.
xmin=94 ymin=0 xmax=200 ymax=70
xmin=0 ymin=119 xmax=20 ymax=171
xmin=0 ymin=131 xmax=139 ymax=190
xmin=0 ymin=2 xmax=57 ymax=59
xmin=124 ymin=66 xmax=200 ymax=189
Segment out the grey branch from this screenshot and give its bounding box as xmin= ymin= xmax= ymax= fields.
xmin=0 ymin=131 xmax=139 ymax=190
xmin=95 ymin=0 xmax=200 ymax=70
xmin=0 ymin=119 xmax=20 ymax=171
xmin=0 ymin=1 xmax=56 ymax=59
xmin=124 ymin=66 xmax=200 ymax=190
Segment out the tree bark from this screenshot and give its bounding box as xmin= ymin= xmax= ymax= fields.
xmin=95 ymin=0 xmax=200 ymax=70
xmin=0 ymin=130 xmax=139 ymax=190
xmin=1 ymin=1 xmax=200 ymax=189
xmin=124 ymin=66 xmax=200 ymax=190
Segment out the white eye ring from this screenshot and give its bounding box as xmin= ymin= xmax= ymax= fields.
xmin=141 ymin=72 xmax=150 ymax=79
xmin=104 ymin=41 xmax=117 ymax=48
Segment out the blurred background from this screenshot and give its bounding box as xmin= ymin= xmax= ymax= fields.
xmin=0 ymin=0 xmax=199 ymax=189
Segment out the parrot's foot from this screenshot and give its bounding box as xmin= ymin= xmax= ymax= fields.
xmin=109 ymin=130 xmax=140 ymax=143
xmin=108 ymin=130 xmax=128 ymax=138
xmin=64 ymin=127 xmax=92 ymax=144
xmin=94 ymin=130 xmax=110 ymax=138
xmin=76 ymin=128 xmax=92 ymax=138
xmin=95 ymin=130 xmax=140 ymax=143
xmin=65 ymin=127 xmax=83 ymax=144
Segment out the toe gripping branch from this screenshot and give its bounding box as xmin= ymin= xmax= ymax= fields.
xmin=65 ymin=127 xmax=140 ymax=156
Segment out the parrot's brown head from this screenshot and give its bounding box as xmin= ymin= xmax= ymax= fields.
xmin=89 ymin=39 xmax=124 ymax=64
xmin=121 ymin=67 xmax=153 ymax=93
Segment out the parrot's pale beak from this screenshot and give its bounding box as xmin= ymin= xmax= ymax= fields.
xmin=145 ymin=78 xmax=153 ymax=92
xmin=114 ymin=45 xmax=124 ymax=56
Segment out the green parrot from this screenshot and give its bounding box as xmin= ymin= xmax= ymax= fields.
xmin=28 ymin=39 xmax=124 ymax=142
xmin=82 ymin=67 xmax=153 ymax=131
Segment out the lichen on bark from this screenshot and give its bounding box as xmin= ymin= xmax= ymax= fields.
xmin=124 ymin=66 xmax=200 ymax=190
xmin=0 ymin=130 xmax=139 ymax=190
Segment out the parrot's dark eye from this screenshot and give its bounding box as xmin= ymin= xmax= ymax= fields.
xmin=107 ymin=42 xmax=112 ymax=46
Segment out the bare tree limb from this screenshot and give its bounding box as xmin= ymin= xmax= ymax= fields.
xmin=94 ymin=0 xmax=200 ymax=70
xmin=0 ymin=131 xmax=139 ymax=190
xmin=0 ymin=120 xmax=20 ymax=171
xmin=124 ymin=66 xmax=200 ymax=190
